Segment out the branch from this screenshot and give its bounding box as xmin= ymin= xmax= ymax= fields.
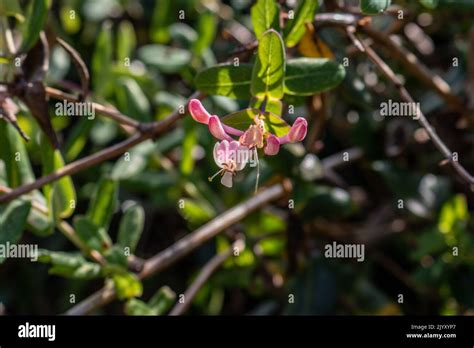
xmin=0 ymin=91 xmax=204 ymax=204
xmin=168 ymin=239 xmax=245 ymax=316
xmin=315 ymin=13 xmax=464 ymax=114
xmin=64 ymin=183 xmax=288 ymax=315
xmin=346 ymin=26 xmax=474 ymax=186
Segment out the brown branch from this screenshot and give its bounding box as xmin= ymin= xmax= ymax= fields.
xmin=56 ymin=37 xmax=90 ymax=99
xmin=45 ymin=86 xmax=140 ymax=129
xmin=0 ymin=91 xmax=204 ymax=204
xmin=315 ymin=13 xmax=464 ymax=114
xmin=168 ymin=240 xmax=245 ymax=316
xmin=64 ymin=183 xmax=288 ymax=315
xmin=346 ymin=26 xmax=474 ymax=186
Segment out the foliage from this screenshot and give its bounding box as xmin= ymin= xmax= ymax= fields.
xmin=0 ymin=0 xmax=473 ymax=316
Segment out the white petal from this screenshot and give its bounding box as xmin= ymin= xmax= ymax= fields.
xmin=221 ymin=171 xmax=233 ymax=188
xmin=213 ymin=142 xmax=225 ymax=168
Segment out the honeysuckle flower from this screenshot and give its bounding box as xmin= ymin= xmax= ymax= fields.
xmin=209 ymin=140 xmax=250 ymax=187
xmin=189 ymin=99 xmax=243 ymax=141
xmin=188 ymin=99 xmax=308 ymax=156
xmin=263 ymin=117 xmax=308 ymax=155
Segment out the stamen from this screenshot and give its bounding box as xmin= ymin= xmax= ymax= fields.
xmin=208 ymin=168 xmax=224 ymax=182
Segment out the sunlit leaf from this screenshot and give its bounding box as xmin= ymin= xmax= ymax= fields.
xmin=251 ymin=29 xmax=285 ymax=99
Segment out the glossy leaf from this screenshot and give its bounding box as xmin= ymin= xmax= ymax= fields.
xmin=20 ymin=0 xmax=50 ymax=52
xmin=251 ymin=0 xmax=280 ymax=40
xmin=221 ymin=108 xmax=290 ymax=137
xmin=113 ymin=272 xmax=143 ymax=300
xmin=73 ymin=216 xmax=111 ymax=251
xmin=117 ymin=21 xmax=136 ymax=63
xmin=251 ymin=29 xmax=285 ymax=99
xmin=138 ymin=45 xmax=191 ymax=74
xmin=92 ymin=22 xmax=113 ymax=97
xmin=86 ymin=177 xmax=118 ymax=232
xmin=193 ymin=11 xmax=216 ymax=55
xmin=0 ymin=199 xmax=32 ymax=264
xmin=116 ymin=78 xmax=152 ymax=122
xmin=283 ymin=0 xmax=318 ymax=47
xmin=195 ymin=63 xmax=253 ymax=100
xmin=117 ymin=202 xmax=145 ymax=254
xmin=284 ymin=58 xmax=346 ymax=95
xmin=0 ymin=122 xmax=35 ymax=188
xmin=40 ymin=135 xmax=76 ymax=220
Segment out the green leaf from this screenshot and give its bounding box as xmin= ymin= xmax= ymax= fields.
xmin=360 ymin=0 xmax=391 ymax=14
xmin=221 ymin=108 xmax=290 ymax=137
xmin=113 ymin=272 xmax=143 ymax=300
xmin=193 ymin=11 xmax=216 ymax=55
xmin=178 ymin=198 xmax=216 ymax=227
xmin=20 ymin=0 xmax=50 ymax=52
xmin=251 ymin=29 xmax=285 ymax=99
xmin=150 ymin=0 xmax=171 ymax=43
xmin=73 ymin=216 xmax=111 ymax=251
xmin=64 ymin=118 xmax=93 ymax=161
xmin=283 ymin=0 xmax=318 ymax=47
xmin=92 ymin=21 xmax=113 ymax=97
xmin=125 ymin=286 xmax=176 ymax=315
xmin=40 ymin=136 xmax=76 ymax=220
xmin=138 ymin=45 xmax=191 ymax=74
xmin=103 ymin=245 xmax=128 ymax=269
xmin=250 ymin=96 xmax=283 ymax=116
xmin=284 ymin=58 xmax=346 ymax=96
xmin=0 ymin=199 xmax=31 ymax=264
xmin=117 ymin=202 xmax=145 ymax=254
xmin=148 ymin=286 xmax=176 ymax=314
xmin=111 ymin=140 xmax=155 ymax=180
xmin=87 ymin=177 xmax=118 ymax=231
xmin=195 ymin=63 xmax=253 ymax=100
xmin=0 ymin=122 xmax=35 ymax=188
xmin=125 ymin=299 xmax=156 ymax=315
xmin=180 ymin=117 xmax=197 ymax=176
xmin=251 ymin=0 xmax=280 ymax=40
xmin=116 ymin=78 xmax=152 ymax=122
xmin=0 ymin=0 xmax=24 ymax=21
xmin=117 ymin=21 xmax=136 ymax=63
xmin=38 ymin=250 xmax=103 ymax=279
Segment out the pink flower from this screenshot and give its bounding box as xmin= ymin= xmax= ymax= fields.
xmin=188 ymin=99 xmax=308 ymax=157
xmin=263 ymin=117 xmax=308 ymax=155
xmin=210 ymin=140 xmax=250 ymax=187
xmin=189 ymin=99 xmax=243 ymax=141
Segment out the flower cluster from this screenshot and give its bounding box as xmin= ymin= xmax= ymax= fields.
xmin=188 ymin=99 xmax=308 ymax=187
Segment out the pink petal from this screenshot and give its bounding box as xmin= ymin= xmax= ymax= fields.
xmin=221 ymin=171 xmax=233 ymax=188
xmin=223 ymin=124 xmax=244 ymax=136
xmin=208 ymin=116 xmax=233 ymax=141
xmin=264 ymin=134 xmax=280 ymax=155
xmin=288 ymin=117 xmax=308 ymax=142
xmin=188 ymin=99 xmax=211 ymax=124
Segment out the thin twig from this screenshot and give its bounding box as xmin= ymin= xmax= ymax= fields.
xmin=169 ymin=239 xmax=245 ymax=316
xmin=315 ymin=13 xmax=464 ymax=114
xmin=0 ymin=92 xmax=204 ymax=204
xmin=345 ymin=26 xmax=474 ymax=186
xmin=64 ymin=183 xmax=288 ymax=315
xmin=45 ymin=86 xmax=140 ymax=129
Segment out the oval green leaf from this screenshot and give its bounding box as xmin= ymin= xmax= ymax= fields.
xmin=283 ymin=0 xmax=318 ymax=48
xmin=251 ymin=0 xmax=280 ymax=40
xmin=284 ymin=58 xmax=346 ymax=96
xmin=251 ymin=29 xmax=285 ymax=99
xmin=195 ymin=63 xmax=253 ymax=100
